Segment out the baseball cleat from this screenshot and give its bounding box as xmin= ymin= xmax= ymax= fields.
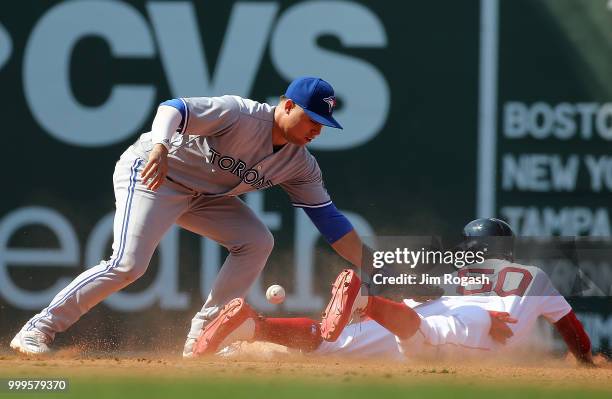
xmin=10 ymin=329 xmax=52 ymax=356
xmin=182 ymin=338 xmax=197 ymax=358
xmin=193 ymin=298 xmax=257 ymax=357
xmin=320 ymin=269 xmax=368 ymax=342
xmin=183 ymin=310 xmax=214 ymax=358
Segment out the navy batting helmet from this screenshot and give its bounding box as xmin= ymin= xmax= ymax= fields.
xmin=461 ymin=218 xmax=515 ymax=261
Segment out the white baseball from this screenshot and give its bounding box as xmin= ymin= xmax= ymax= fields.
xmin=266 ymin=284 xmax=286 ymax=304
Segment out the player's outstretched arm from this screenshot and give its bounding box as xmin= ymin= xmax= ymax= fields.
xmin=330 ymin=229 xmax=363 ymax=267
xmin=554 ymin=310 xmax=594 ymax=366
xmin=300 ymin=202 xmax=365 ymax=268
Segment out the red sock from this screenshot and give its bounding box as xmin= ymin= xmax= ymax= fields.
xmin=365 ymin=296 xmax=420 ymax=339
xmin=254 ymin=318 xmax=322 ymax=352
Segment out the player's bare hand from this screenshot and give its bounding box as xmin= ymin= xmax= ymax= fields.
xmin=141 ymin=144 xmax=169 ymax=191
xmin=488 ymin=311 xmax=517 ymax=344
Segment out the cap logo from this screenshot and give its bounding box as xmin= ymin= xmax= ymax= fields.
xmin=323 ymin=96 xmax=336 ymax=113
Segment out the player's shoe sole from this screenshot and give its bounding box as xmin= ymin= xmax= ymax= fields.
xmin=193 ymin=298 xmax=257 ymax=357
xmin=10 ymin=330 xmax=52 ymax=356
xmin=320 ymin=269 xmax=362 ymax=342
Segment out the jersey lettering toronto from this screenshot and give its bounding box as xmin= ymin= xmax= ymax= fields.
xmin=208 ymin=147 xmax=273 ymax=189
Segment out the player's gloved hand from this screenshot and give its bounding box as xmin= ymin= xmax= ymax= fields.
xmin=584 ymin=352 xmax=612 ymax=368
xmin=360 ymin=245 xmax=388 ymax=297
xmin=564 ymin=351 xmax=596 ymax=368
xmin=141 ymin=143 xmax=169 ymax=191
xmin=488 ymin=311 xmax=517 ymax=344
xmin=591 ymin=353 xmax=611 ymax=367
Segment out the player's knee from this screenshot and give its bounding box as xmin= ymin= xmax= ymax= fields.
xmin=255 ymin=229 xmax=275 ymax=256
xmin=233 ymin=228 xmax=274 ymax=258
xmin=114 ymin=254 xmax=147 ymax=283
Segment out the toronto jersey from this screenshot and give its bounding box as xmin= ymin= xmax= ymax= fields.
xmin=131 ymin=95 xmax=331 ymax=207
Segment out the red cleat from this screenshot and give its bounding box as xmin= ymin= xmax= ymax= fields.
xmin=320 ymin=269 xmax=363 ymax=342
xmin=193 ymin=298 xmax=258 ymax=356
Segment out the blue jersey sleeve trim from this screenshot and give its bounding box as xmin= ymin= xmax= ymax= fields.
xmin=303 ymin=202 xmax=354 ymax=244
xmin=160 ymin=99 xmax=187 ymax=132
xmin=180 ymin=98 xmax=189 ymax=134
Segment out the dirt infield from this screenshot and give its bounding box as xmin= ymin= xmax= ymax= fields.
xmin=1 ymin=343 xmax=611 ymax=391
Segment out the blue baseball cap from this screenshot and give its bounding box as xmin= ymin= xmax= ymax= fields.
xmin=284 ymin=77 xmax=342 ymax=129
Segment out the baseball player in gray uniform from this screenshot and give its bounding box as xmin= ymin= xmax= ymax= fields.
xmin=11 ymin=77 xmax=365 ymax=358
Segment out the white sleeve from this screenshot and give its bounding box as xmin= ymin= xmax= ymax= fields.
xmin=530 ymin=270 xmax=572 ymax=323
xmin=417 ymin=305 xmax=492 ymax=349
xmin=151 ymin=105 xmax=183 ymax=150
